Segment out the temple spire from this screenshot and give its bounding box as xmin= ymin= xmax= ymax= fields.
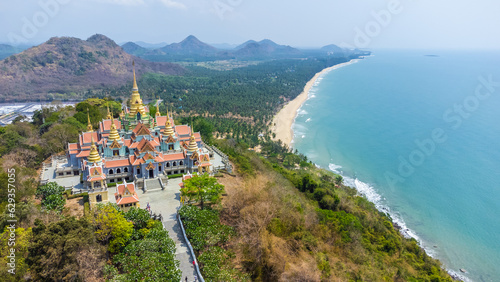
xmin=132 ymin=61 xmax=138 ymax=91
xmin=155 ymin=97 xmax=161 ymax=117
xmin=86 ymin=109 xmax=93 ymax=132
xmin=106 ymin=104 xmax=112 ymax=119
xmin=187 ymin=122 xmax=198 ymax=152
xmin=108 ymin=116 xmax=120 ymax=141
xmin=129 ymin=61 xmax=145 ymax=117
xmin=88 ymin=136 xmax=102 ymax=163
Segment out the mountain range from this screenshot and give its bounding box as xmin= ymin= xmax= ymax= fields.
xmin=122 ymin=35 xmax=349 ymax=61
xmin=0 ymin=34 xmax=363 ymax=101
xmin=0 ymin=34 xmax=184 ymax=101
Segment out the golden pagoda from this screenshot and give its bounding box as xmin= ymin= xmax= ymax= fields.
xmin=86 ymin=110 xmax=93 ymax=132
xmin=129 ymin=61 xmax=146 ymax=117
xmin=187 ymin=124 xmax=198 ymax=152
xmin=88 ymin=136 xmax=102 ymax=163
xmin=163 ymin=107 xmax=175 ymax=136
xmin=108 ymin=117 xmax=120 ymax=141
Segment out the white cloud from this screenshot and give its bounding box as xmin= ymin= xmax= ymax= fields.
xmin=158 ymin=0 xmax=187 ymax=9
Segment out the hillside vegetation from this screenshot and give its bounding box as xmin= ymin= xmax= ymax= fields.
xmin=0 ymin=34 xmax=184 ymax=101
xmin=205 ymin=140 xmax=453 ymax=281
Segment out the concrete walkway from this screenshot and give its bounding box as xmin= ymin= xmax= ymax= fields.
xmin=139 ymin=178 xmax=198 ymax=281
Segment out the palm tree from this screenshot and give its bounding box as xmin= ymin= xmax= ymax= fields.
xmin=334 ymin=175 xmax=343 ymax=186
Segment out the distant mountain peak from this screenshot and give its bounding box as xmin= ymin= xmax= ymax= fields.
xmin=86 ymin=34 xmax=118 ymax=48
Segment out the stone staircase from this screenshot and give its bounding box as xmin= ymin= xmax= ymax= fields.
xmin=144 ymin=178 xmax=163 ymax=192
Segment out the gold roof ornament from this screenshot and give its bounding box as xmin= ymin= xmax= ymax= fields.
xmin=108 ymin=116 xmax=120 ymax=141
xmin=187 ymin=123 xmax=198 ymax=152
xmin=163 ymin=106 xmax=175 ymax=137
xmin=88 ymin=136 xmax=102 ymax=163
xmin=106 ymin=104 xmax=112 ymax=119
xmin=129 ymin=61 xmax=146 ymax=116
xmin=86 ymin=109 xmax=93 ymax=132
xmin=155 ymin=97 xmax=161 ymax=117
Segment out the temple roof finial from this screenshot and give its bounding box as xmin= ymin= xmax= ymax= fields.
xmin=87 ymin=108 xmax=93 ymax=132
xmin=132 ymin=60 xmax=138 ymax=90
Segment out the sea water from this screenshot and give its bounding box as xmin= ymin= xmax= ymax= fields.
xmin=292 ymin=50 xmax=500 ymax=281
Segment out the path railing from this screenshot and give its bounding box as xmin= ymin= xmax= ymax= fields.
xmin=177 ymin=205 xmax=204 ymax=282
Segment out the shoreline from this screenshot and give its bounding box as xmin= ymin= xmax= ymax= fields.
xmin=271 ymin=59 xmax=359 ymax=147
xmin=270 ymin=56 xmax=469 ymax=281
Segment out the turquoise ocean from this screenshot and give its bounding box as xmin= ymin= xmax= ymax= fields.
xmin=292 ymin=50 xmax=500 ymax=281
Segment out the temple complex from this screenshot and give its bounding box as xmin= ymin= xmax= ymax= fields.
xmin=60 ymin=63 xmax=213 ymax=207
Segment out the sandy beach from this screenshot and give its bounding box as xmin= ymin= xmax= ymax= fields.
xmin=271 ymin=59 xmax=358 ymax=147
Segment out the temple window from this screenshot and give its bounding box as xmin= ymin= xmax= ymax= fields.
xmin=168 ymin=144 xmax=174 ymax=150
xmin=110 ymin=179 xmax=115 ymax=183
xmin=113 ymin=150 xmax=119 ymax=156
xmin=109 ymin=169 xmax=114 ymax=174
xmin=96 ymin=194 xmax=102 ymax=202
xmin=124 ymin=167 xmax=128 ymax=173
xmin=117 ymin=168 xmax=121 ymax=173
xmin=137 ymin=168 xmax=141 ymax=175
xmin=179 ymin=160 xmax=184 ymax=166
xmin=173 ymin=161 xmax=177 ymax=167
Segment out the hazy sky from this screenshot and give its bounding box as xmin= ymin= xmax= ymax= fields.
xmin=1 ymin=0 xmax=499 ymax=49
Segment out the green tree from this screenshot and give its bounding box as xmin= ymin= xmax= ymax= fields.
xmin=0 ymin=227 xmax=31 ymax=281
xmin=112 ymin=227 xmax=181 ymax=281
xmin=27 ymin=218 xmax=105 ymax=281
xmin=93 ymin=203 xmax=133 ymax=253
xmin=180 ymin=174 xmax=224 ymax=209
xmin=36 ymin=182 xmax=66 ymax=211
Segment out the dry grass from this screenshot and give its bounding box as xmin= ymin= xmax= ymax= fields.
xmin=63 ymin=198 xmax=85 ymax=218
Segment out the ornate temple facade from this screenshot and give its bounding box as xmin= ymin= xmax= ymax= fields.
xmin=63 ymin=65 xmax=212 ymax=206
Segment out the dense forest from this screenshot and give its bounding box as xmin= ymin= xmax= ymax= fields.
xmin=95 ymin=55 xmax=364 ymax=147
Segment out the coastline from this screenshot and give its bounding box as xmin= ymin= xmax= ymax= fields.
xmin=271 ymin=59 xmax=358 ymax=147
xmin=274 ymin=55 xmax=469 ymax=282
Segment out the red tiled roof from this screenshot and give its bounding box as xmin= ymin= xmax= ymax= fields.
xmin=161 ymin=152 xmax=185 ymax=161
xmin=99 ymin=119 xmax=121 ymax=131
xmin=87 ymin=166 xmax=106 ymax=181
xmin=155 ymin=116 xmax=168 ymax=127
xmin=115 ymin=182 xmax=139 ymax=205
xmin=76 ymin=150 xmax=90 ymax=157
xmin=105 ymin=159 xmax=130 ymax=168
xmin=132 ymin=122 xmax=151 ymax=136
xmin=123 ymin=139 xmax=132 ymax=147
xmin=80 ymin=132 xmax=99 ymax=145
xmin=175 ymin=125 xmax=191 ymax=136
xmin=116 ymin=196 xmax=139 ymax=205
xmin=116 ymin=182 xmax=136 ymax=195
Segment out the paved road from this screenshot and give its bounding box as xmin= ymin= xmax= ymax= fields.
xmin=139 ymin=178 xmax=198 ymax=281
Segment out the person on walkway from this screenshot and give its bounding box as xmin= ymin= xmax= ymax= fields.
xmin=185 ymin=277 xmax=188 ymax=282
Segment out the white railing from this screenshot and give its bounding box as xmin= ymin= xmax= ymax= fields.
xmin=177 ymin=206 xmax=204 ymax=282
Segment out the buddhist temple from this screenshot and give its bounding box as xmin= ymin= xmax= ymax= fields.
xmin=63 ymin=63 xmax=213 ymax=207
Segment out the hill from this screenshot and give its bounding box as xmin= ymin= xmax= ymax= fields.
xmin=0 ymin=44 xmax=27 ymax=60
xmin=160 ymin=35 xmax=218 ymax=55
xmin=234 ymin=39 xmax=301 ymax=59
xmin=121 ymin=41 xmax=148 ymax=56
xmin=0 ymin=34 xmax=185 ymax=101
